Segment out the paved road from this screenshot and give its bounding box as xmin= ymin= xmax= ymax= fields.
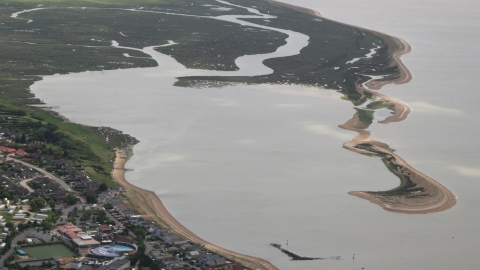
xmin=0 ymin=229 xmax=35 ymax=266
xmin=18 ymin=178 xmax=35 ymax=193
xmin=7 ymin=156 xmax=71 ymax=191
xmin=6 ymin=157 xmax=86 ymax=203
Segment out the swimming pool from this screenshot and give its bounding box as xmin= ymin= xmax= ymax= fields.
xmin=107 ymin=245 xmax=134 ymax=252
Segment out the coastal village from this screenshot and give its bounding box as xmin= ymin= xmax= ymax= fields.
xmin=0 ymin=126 xmax=244 ymax=270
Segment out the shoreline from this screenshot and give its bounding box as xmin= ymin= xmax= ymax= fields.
xmin=272 ymin=0 xmax=455 ymax=214
xmin=112 ymin=148 xmax=279 ymax=270
xmin=270 ymin=0 xmax=413 ymax=87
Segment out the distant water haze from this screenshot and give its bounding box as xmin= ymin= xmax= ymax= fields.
xmin=30 ymin=0 xmax=480 ymax=269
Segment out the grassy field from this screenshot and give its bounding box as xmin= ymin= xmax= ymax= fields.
xmin=175 ymin=0 xmax=401 ymax=102
xmin=23 ymin=244 xmax=74 ymax=259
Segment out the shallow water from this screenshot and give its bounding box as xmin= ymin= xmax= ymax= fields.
xmin=29 ymin=0 xmax=480 ymax=269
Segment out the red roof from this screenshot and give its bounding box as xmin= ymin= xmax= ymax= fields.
xmin=65 ymin=231 xmax=78 ymax=239
xmin=57 ymin=223 xmax=82 ymax=233
xmin=99 ymin=224 xmax=113 ymax=232
xmin=0 ymin=146 xmax=16 ymax=153
xmin=16 ymin=149 xmax=28 ymax=156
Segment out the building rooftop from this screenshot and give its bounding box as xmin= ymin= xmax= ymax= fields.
xmin=107 ymin=259 xmax=130 ymax=269
xmin=72 ymin=237 xmax=100 ymax=247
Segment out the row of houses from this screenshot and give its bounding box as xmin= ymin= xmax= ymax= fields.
xmin=2 ymin=160 xmax=38 ymax=179
xmin=106 ymin=198 xmax=135 ymax=221
xmin=0 ymin=146 xmax=28 ymax=156
xmin=29 ymin=177 xmax=68 ymax=201
xmin=27 ymin=154 xmax=91 ymax=185
xmin=127 ymin=213 xmax=235 ymax=269
xmin=0 ymin=128 xmax=22 ymax=141
xmin=1 ymin=175 xmax=29 ymax=197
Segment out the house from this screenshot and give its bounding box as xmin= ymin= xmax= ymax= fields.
xmin=104 ymin=258 xmax=130 ymax=270
xmin=0 ymin=146 xmax=16 ymax=154
xmin=12 ymin=185 xmax=29 ymax=197
xmin=3 ymin=178 xmax=29 ymax=197
xmin=16 ymin=149 xmax=28 ymax=156
xmin=57 ymin=223 xmax=82 ymax=234
xmin=164 ymin=260 xmax=187 ymax=270
xmin=180 ymin=243 xmax=194 ymax=251
xmin=185 ymin=250 xmax=200 ymax=260
xmin=19 ymin=170 xmax=36 ymax=179
xmin=200 ymin=255 xmax=227 ymax=267
xmin=0 ymin=129 xmax=19 ymax=140
xmin=149 ymin=250 xmax=174 ymax=261
xmin=161 ymin=233 xmax=181 ymax=244
xmin=72 ymin=236 xmax=101 ymax=248
xmin=40 ymin=207 xmax=52 ymax=213
xmin=112 ymin=235 xmax=135 ymax=245
xmin=172 ymin=240 xmax=188 ymax=247
xmin=32 ymin=177 xmax=51 ymax=186
xmin=224 ymin=263 xmax=243 ymax=270
xmin=50 ymin=159 xmax=67 ymax=168
xmin=85 ymin=181 xmax=100 ymax=191
xmin=28 ymin=153 xmax=41 ymax=159
xmin=40 ymin=155 xmax=55 ymax=162
xmin=98 ymin=224 xmax=113 ymax=233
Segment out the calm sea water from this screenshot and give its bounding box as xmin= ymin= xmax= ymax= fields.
xmin=30 ymin=0 xmax=480 ymax=269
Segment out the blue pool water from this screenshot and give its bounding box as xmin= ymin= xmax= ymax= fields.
xmin=107 ymin=245 xmax=134 ymax=252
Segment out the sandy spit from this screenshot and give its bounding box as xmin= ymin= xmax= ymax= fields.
xmin=337 ymin=32 xmax=456 ymax=214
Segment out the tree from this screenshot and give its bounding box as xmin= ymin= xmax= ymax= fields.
xmin=103 ymin=203 xmax=113 ymax=210
xmin=41 ymin=220 xmax=53 ymax=230
xmin=20 ymin=134 xmax=26 ymax=144
xmin=86 ymin=194 xmax=96 ymax=204
xmin=151 ymin=261 xmax=162 ymax=270
xmin=99 ymin=183 xmax=108 ymax=192
xmin=48 ymin=199 xmax=56 ymax=209
xmin=12 ymin=195 xmax=19 ymax=204
xmin=65 ymin=193 xmax=77 ymax=205
xmin=134 ymin=228 xmax=146 ymax=239
xmin=29 ymin=198 xmax=46 ymax=211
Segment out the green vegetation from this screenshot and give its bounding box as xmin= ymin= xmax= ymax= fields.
xmin=354 ymin=143 xmax=423 ymax=196
xmin=23 ymin=244 xmax=73 ymax=259
xmin=80 ymin=210 xmax=92 ymax=221
xmin=64 ymin=193 xmax=77 ymax=205
xmin=175 ymin=0 xmax=403 ymax=102
xmin=28 ymin=198 xmax=46 ymax=212
xmin=376 ymin=155 xmax=423 ymax=196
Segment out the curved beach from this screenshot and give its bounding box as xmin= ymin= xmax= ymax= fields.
xmin=113 ymin=149 xmax=279 ymax=270
xmin=343 ymin=141 xmax=457 ymax=214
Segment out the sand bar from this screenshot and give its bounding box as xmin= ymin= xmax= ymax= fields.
xmin=338 ymin=34 xmax=456 ymax=214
